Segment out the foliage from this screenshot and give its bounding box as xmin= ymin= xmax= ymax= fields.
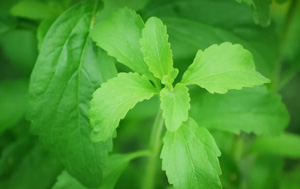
xmin=0 ymin=0 xmax=300 ymax=188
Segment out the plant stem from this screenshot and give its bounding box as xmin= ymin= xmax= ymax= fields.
xmin=270 ymin=0 xmax=299 ymax=91
xmin=143 ymin=109 xmax=165 ymax=189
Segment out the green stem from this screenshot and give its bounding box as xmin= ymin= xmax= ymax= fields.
xmin=143 ymin=109 xmax=165 ymax=189
xmin=270 ymin=0 xmax=299 ymax=91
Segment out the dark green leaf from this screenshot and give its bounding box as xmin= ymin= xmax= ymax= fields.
xmin=28 ymin=2 xmax=117 ymax=187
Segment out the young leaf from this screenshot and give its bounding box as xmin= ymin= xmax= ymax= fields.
xmin=250 ymin=133 xmax=300 ymax=158
xmin=140 ymin=17 xmax=174 ymax=81
xmin=89 ymin=72 xmax=158 ymax=142
xmin=190 ymin=86 xmax=289 ymax=135
xmin=90 ymin=8 xmax=157 ymax=83
xmin=160 ymin=83 xmax=190 ymax=132
xmin=28 ymin=2 xmax=116 ymax=187
xmin=182 ymin=42 xmax=270 ymax=94
xmin=161 ymin=118 xmax=222 ymax=189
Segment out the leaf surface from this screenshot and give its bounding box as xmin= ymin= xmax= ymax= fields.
xmin=161 ymin=118 xmax=222 ymax=189
xmin=89 ymin=72 xmax=157 ymax=142
xmin=190 ymin=86 xmax=289 ymax=135
xmin=160 ymin=83 xmax=190 ymax=132
xmin=140 ymin=17 xmax=174 ymax=80
xmin=90 ymin=8 xmax=157 ymax=83
xmin=28 ymin=2 xmax=117 ymax=187
xmin=182 ymin=42 xmax=269 ymax=94
xmin=250 ymin=133 xmax=300 ymax=158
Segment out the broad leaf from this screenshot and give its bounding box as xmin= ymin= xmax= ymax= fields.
xmin=89 ymin=72 xmax=157 ymax=142
xmin=90 ymin=8 xmax=157 ymax=83
xmin=182 ymin=42 xmax=270 ymax=94
xmin=160 ymin=83 xmax=190 ymax=132
xmin=190 ymin=86 xmax=289 ymax=135
xmin=28 ymin=2 xmax=117 ymax=187
xmin=250 ymin=133 xmax=300 ymax=158
xmin=161 ymin=118 xmax=222 ymax=189
xmin=140 ymin=17 xmax=174 ymax=81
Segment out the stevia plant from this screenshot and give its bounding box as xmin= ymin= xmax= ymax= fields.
xmin=88 ymin=8 xmax=269 ymax=188
xmin=2 ymin=0 xmax=300 ymax=188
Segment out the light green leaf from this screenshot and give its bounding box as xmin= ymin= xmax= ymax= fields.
xmin=250 ymin=133 xmax=300 ymax=158
xmin=160 ymin=83 xmax=190 ymax=132
xmin=89 ymin=72 xmax=157 ymax=142
xmin=28 ymin=2 xmax=117 ymax=187
xmin=140 ymin=17 xmax=174 ymax=81
xmin=161 ymin=118 xmax=222 ymax=189
xmin=182 ymin=42 xmax=270 ymax=94
xmin=90 ymin=8 xmax=157 ymax=84
xmin=190 ymin=86 xmax=289 ymax=135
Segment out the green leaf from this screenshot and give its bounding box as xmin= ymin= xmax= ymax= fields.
xmin=0 ymin=135 xmax=33 ymax=177
xmin=237 ymin=0 xmax=272 ymax=26
xmin=249 ymin=154 xmax=284 ymax=189
xmin=250 ymin=133 xmax=300 ymax=158
xmin=182 ymin=42 xmax=270 ymax=94
xmin=89 ymin=72 xmax=157 ymax=142
xmin=160 ymin=83 xmax=190 ymax=132
xmin=28 ymin=2 xmax=117 ymax=187
xmin=90 ymin=8 xmax=157 ymax=84
xmin=0 ymin=79 xmax=28 ymax=134
xmin=190 ymin=86 xmax=289 ymax=135
xmin=100 ymin=151 xmax=149 ymax=189
xmin=10 ymin=0 xmax=63 ymax=20
xmin=161 ymin=118 xmax=222 ymax=189
xmin=52 ymin=152 xmax=148 ymax=189
xmin=140 ymin=17 xmax=174 ymax=81
xmin=52 ymin=171 xmax=85 ymax=189
xmin=0 ymin=144 xmax=62 ymax=189
xmin=143 ymin=0 xmax=279 ymax=77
